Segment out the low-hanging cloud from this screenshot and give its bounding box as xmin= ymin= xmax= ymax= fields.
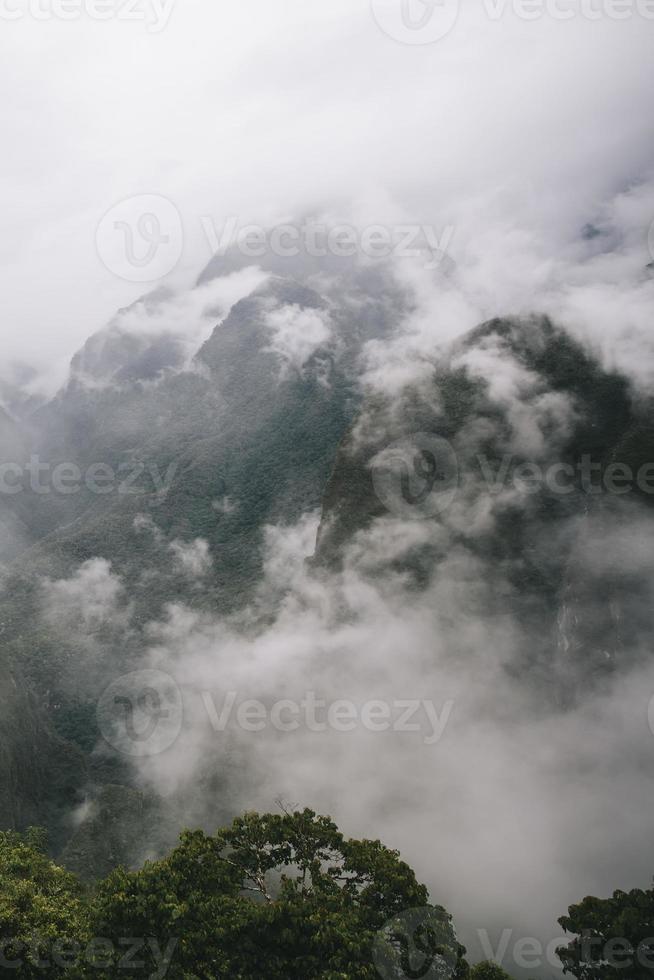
xmin=98 ymin=489 xmax=654 ymax=978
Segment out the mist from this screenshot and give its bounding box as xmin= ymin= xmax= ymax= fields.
xmin=3 ymin=1 xmax=654 ymax=977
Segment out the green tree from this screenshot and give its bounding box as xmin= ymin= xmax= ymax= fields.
xmin=92 ymin=807 xmax=468 ymax=979
xmin=557 ymin=882 xmax=654 ymax=979
xmin=469 ymin=962 xmax=515 ymax=980
xmin=0 ymin=829 xmax=88 ymax=978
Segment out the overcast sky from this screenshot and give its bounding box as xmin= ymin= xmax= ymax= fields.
xmin=1 ymin=0 xmax=653 ymax=388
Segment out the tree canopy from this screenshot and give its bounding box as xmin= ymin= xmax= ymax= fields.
xmin=558 ymin=883 xmax=654 ymax=980
xmin=93 ymin=807 xmax=468 ymax=979
xmin=0 ymin=829 xmax=88 ymax=978
xmin=0 ymin=811 xmax=546 ymax=979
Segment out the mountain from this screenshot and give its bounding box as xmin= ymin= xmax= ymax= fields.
xmin=0 ymin=252 xmax=404 ymax=860
xmin=315 ymin=314 xmax=654 ymax=698
xmin=69 ymin=288 xmax=186 ymax=387
xmin=0 ymin=404 xmax=38 ymax=563
xmin=1 ymin=249 xmax=652 ymax=875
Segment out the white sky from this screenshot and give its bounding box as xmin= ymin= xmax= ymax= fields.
xmin=1 ymin=0 xmax=653 ymax=385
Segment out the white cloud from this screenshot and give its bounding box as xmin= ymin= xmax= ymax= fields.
xmin=127 ymin=500 xmax=654 ymax=968
xmin=41 ymin=557 xmax=127 ymax=631
xmin=0 ymin=1 xmax=652 ymax=382
xmin=5 ymin=3 xmax=654 ymax=972
xmin=169 ymin=538 xmax=212 ymax=579
xmin=264 ymin=304 xmax=334 ymax=375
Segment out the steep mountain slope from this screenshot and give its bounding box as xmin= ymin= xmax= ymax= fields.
xmin=0 ymin=257 xmax=405 ymax=857
xmin=0 ymin=653 xmax=84 ymax=849
xmin=8 ymin=274 xmax=393 ymax=610
xmin=2 ymin=252 xmax=652 ymax=874
xmin=315 ymin=315 xmax=654 ymax=697
xmin=0 ymin=405 xmax=35 ymax=562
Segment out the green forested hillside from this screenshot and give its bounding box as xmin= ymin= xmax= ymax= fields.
xmin=2 ymin=274 xmax=653 ymax=924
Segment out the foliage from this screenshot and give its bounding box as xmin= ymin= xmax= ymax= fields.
xmin=469 ymin=962 xmax=515 ymax=980
xmin=0 ymin=829 xmax=88 ymax=978
xmin=557 ymin=883 xmax=654 ymax=979
xmin=92 ymin=807 xmax=467 ymax=979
